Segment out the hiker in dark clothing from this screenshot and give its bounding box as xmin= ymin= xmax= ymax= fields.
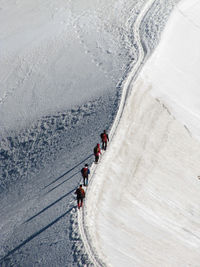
xmin=81 ymin=164 xmax=90 ymax=186
xmin=94 ymin=143 xmax=101 ymax=163
xmin=75 ymin=184 xmax=85 ymax=209
xmin=100 ymin=130 xmax=109 ymax=150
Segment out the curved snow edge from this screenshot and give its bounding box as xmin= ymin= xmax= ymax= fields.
xmin=77 ymin=0 xmax=157 ymax=266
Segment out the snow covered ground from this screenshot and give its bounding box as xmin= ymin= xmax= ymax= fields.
xmin=1 ymin=1 xmax=142 ymax=266
xmin=142 ymin=0 xmax=200 ymax=141
xmin=84 ymin=0 xmax=200 ymax=266
xmin=0 ymin=0 xmax=193 ymax=266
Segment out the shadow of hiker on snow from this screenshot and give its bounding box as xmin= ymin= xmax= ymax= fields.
xmin=43 ymin=153 xmax=93 ymax=189
xmin=24 ymin=188 xmax=76 ymax=223
xmin=0 ymin=206 xmax=75 ymax=265
xmin=0 ymin=155 xmax=95 ymax=265
xmin=46 ymin=171 xmax=80 ymax=194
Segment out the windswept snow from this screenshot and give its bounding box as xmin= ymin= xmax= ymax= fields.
xmin=1 ymin=0 xmax=196 ymax=266
xmin=142 ymin=0 xmax=200 ymax=141
xmin=86 ymin=84 xmax=200 ymax=267
xmin=0 ymin=0 xmax=165 ymax=265
xmin=0 ymin=0 xmax=139 ymax=134
xmin=84 ymin=0 xmax=200 ymax=266
xmin=1 ymin=0 xmax=144 ymax=265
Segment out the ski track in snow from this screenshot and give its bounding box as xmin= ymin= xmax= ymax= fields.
xmin=77 ymin=0 xmax=157 ymax=265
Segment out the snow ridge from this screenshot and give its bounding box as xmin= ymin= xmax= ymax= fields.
xmin=77 ymin=0 xmax=157 ymax=265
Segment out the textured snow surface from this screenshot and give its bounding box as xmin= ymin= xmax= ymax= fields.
xmin=142 ymin=0 xmax=200 ymax=141
xmin=1 ymin=0 xmax=142 ymax=266
xmin=0 ymin=0 xmax=144 ymax=134
xmin=1 ymin=0 xmax=194 ymax=266
xmin=84 ymin=0 xmax=200 ymax=266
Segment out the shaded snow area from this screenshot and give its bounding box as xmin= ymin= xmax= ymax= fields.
xmin=84 ymin=0 xmax=200 ymax=266
xmin=0 ymin=0 xmax=184 ymax=266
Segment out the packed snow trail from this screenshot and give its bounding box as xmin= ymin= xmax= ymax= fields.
xmin=77 ymin=0 xmax=157 ymax=265
xmin=1 ymin=0 xmax=143 ymax=265
xmin=81 ymin=0 xmax=200 ymax=266
xmin=0 ymin=0 xmax=179 ymax=266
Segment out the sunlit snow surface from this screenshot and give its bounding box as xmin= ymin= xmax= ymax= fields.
xmin=0 ymin=0 xmax=144 ymax=266
xmin=0 ymin=0 xmax=140 ymax=133
xmin=85 ymin=0 xmax=200 ymax=266
xmin=142 ymin=0 xmax=200 ymax=140
xmin=0 ymin=0 xmax=188 ymax=266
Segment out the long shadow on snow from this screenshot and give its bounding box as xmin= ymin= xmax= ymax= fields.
xmin=0 ymin=206 xmax=75 ymax=264
xmin=46 ymin=171 xmax=80 ymax=194
xmin=0 ymin=155 xmax=93 ymax=263
xmin=24 ymin=188 xmax=76 ymax=223
xmin=43 ymin=153 xmax=93 ymax=189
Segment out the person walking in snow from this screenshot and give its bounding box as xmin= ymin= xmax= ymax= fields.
xmin=81 ymin=164 xmax=90 ymax=186
xmin=75 ymin=184 xmax=85 ymax=209
xmin=100 ymin=130 xmax=109 ymax=150
xmin=94 ymin=143 xmax=101 ymax=163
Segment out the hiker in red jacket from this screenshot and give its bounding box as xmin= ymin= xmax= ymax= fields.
xmin=75 ymin=184 xmax=85 ymax=209
xmin=81 ymin=164 xmax=90 ymax=186
xmin=94 ymin=143 xmax=101 ymax=163
xmin=100 ymin=130 xmax=109 ymax=150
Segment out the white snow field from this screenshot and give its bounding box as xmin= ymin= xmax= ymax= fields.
xmin=142 ymin=0 xmax=200 ymax=141
xmin=0 ymin=0 xmax=190 ymax=266
xmin=0 ymin=0 xmax=149 ymax=266
xmin=1 ymin=0 xmax=175 ymax=266
xmin=83 ymin=0 xmax=200 ymax=266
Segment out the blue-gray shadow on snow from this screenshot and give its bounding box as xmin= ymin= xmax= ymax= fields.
xmin=46 ymin=171 xmax=80 ymax=194
xmin=24 ymin=188 xmax=76 ymax=223
xmin=0 ymin=206 xmax=75 ymax=264
xmin=43 ymin=153 xmax=93 ymax=189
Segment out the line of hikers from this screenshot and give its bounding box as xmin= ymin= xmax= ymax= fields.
xmin=75 ymin=130 xmax=109 ymax=209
